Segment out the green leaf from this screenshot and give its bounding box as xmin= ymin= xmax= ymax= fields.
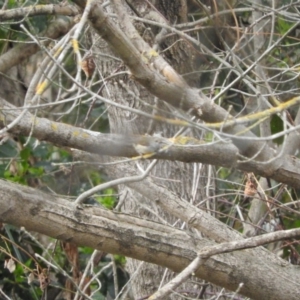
xmin=20 ymin=148 xmax=31 ymax=161
xmin=95 ymin=188 xmax=116 ymax=209
xmin=28 ymin=166 xmax=44 ymax=176
xmin=270 ymin=114 xmax=283 ymax=145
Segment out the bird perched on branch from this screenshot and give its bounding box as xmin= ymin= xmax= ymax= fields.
xmin=133 ymin=134 xmax=163 ymax=158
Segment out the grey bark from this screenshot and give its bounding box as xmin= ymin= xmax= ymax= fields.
xmin=1 ymin=0 xmax=300 ymax=299
xmin=89 ymin=1 xmax=211 ymax=298
xmin=1 ymin=179 xmax=300 ymax=300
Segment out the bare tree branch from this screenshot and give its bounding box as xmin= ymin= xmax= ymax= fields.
xmin=148 ymin=256 xmax=202 ymax=300
xmin=0 ymin=3 xmax=79 ymax=21
xmin=1 ymin=179 xmax=300 ymax=300
xmin=1 ymin=1 xmax=300 ymax=298
xmin=73 ymin=159 xmax=158 ymax=206
xmin=199 ymin=228 xmax=300 ymax=258
xmin=149 ymin=226 xmax=300 ymax=300
xmin=1 ymin=97 xmax=300 ymax=188
xmin=0 ymin=17 xmax=76 ymax=74
xmin=68 ymin=0 xmax=293 ymax=176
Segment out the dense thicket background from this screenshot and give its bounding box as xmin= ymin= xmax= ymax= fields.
xmin=1 ymin=0 xmax=300 ymax=299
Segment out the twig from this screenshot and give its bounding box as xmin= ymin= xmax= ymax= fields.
xmin=74 ymin=159 xmax=157 ymax=206
xmin=198 ymin=228 xmax=300 ymax=258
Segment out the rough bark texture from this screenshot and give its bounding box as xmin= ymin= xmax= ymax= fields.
xmin=1 ymin=179 xmax=300 ymax=300
xmin=91 ymin=1 xmax=211 ymax=298
xmin=31 ymin=1 xmax=300 ymax=298
xmin=2 ymin=0 xmax=300 ymax=299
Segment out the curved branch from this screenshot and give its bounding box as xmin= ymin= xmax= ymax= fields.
xmin=69 ymin=0 xmax=284 ymax=173
xmin=0 ymin=3 xmax=79 ymax=21
xmin=1 ymin=97 xmax=300 ymax=188
xmin=0 ymin=179 xmax=300 ymax=300
xmin=0 ymin=17 xmax=76 ymax=74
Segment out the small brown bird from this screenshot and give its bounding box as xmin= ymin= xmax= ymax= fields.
xmin=133 ymin=136 xmax=162 ymax=156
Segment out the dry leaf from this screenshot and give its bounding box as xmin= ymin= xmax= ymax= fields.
xmin=4 ymin=258 xmax=16 ymax=273
xmin=61 ymin=242 xmax=79 ymax=277
xmin=38 ymin=268 xmax=50 ymax=290
xmin=81 ymin=56 xmax=95 ymax=78
xmin=65 ymin=278 xmax=74 ymax=300
xmin=244 ymin=173 xmax=257 ymax=197
xmin=27 ymin=272 xmax=35 ymax=284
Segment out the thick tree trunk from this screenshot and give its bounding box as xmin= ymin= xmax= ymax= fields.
xmin=91 ymin=1 xmax=211 ymax=298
